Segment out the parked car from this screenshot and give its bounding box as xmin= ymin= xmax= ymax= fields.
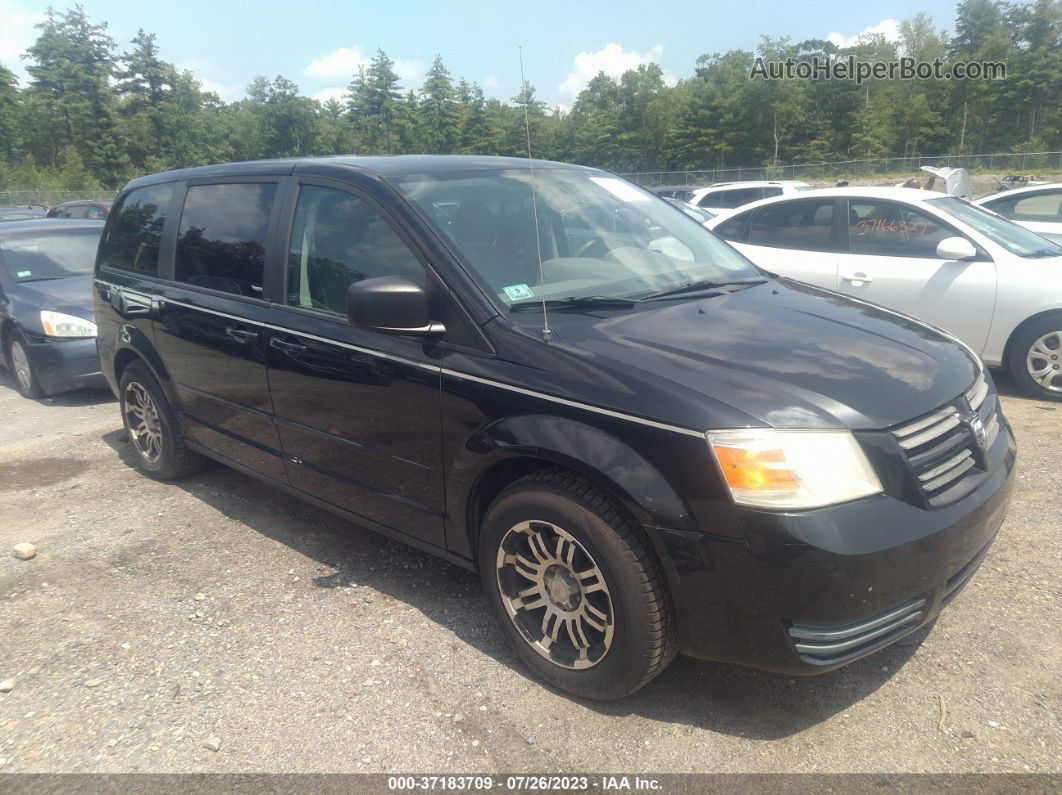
xmin=975 ymin=183 xmax=1062 ymax=244
xmin=95 ymin=157 xmax=1014 ymax=699
xmin=689 ymin=180 xmax=814 ymax=213
xmin=707 ymin=187 xmax=1062 ymax=400
xmin=662 ymin=197 xmax=715 ymax=225
xmin=0 ymin=206 xmax=48 ymax=222
xmin=47 ymin=200 xmax=111 ymax=220
xmin=651 ymin=185 xmax=702 ymax=202
xmin=0 ymin=219 xmax=107 ymax=397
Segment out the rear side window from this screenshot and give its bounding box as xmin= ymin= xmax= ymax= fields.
xmin=762 ymin=187 xmax=783 ymax=199
xmin=175 ymin=183 xmax=277 ymax=298
xmin=848 ymin=201 xmax=955 ymax=258
xmin=701 ymin=188 xmax=762 ymax=209
xmin=287 ymin=185 xmax=426 ymax=315
xmin=985 ymin=190 xmax=1062 ymax=222
xmin=749 ymin=199 xmax=836 ymax=251
xmin=98 ymin=183 xmax=174 ymax=275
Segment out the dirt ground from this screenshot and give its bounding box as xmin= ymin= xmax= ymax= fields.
xmin=0 ymin=367 xmax=1059 ymax=775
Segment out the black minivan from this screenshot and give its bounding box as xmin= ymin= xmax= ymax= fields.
xmin=94 ymin=156 xmax=1015 ymax=699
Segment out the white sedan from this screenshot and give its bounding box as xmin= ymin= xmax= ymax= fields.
xmin=705 ymin=187 xmax=1062 ymax=400
xmin=974 ymin=183 xmax=1062 ymax=244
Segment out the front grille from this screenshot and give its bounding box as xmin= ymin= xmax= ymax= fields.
xmin=788 ymin=598 xmax=926 ymax=665
xmin=889 ymin=372 xmax=1001 ymax=508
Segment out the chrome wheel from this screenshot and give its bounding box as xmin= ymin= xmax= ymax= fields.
xmin=124 ymin=381 xmax=163 ymax=462
xmin=10 ymin=340 xmax=33 ymax=393
xmin=1026 ymin=330 xmax=1062 ymax=393
xmin=495 ymin=520 xmax=614 ymax=670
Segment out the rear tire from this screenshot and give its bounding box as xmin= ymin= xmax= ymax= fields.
xmin=479 ymin=468 xmax=677 ymax=700
xmin=1008 ymin=315 xmax=1062 ymax=401
xmin=7 ymin=331 xmax=43 ymax=399
xmin=118 ymin=361 xmax=204 ymax=479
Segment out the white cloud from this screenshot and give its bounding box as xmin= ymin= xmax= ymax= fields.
xmin=312 ymin=86 xmax=347 ymax=103
xmin=827 ymin=19 xmax=901 ymax=49
xmin=304 ymin=47 xmax=422 ymax=90
xmin=482 ymin=73 xmax=498 ymax=90
xmin=558 ymin=43 xmax=674 ymax=102
xmin=304 ymin=46 xmax=371 ymax=81
xmin=0 ymin=0 xmax=45 ymax=83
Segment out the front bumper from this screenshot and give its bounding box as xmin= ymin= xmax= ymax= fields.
xmin=25 ymin=336 xmax=108 ymax=395
xmin=657 ymin=417 xmax=1016 ymax=675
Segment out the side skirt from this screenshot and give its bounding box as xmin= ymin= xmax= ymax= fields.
xmin=184 ymin=439 xmax=477 ymax=573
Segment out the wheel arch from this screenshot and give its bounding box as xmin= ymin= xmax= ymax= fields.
xmin=449 ymin=414 xmax=696 ymax=566
xmin=1002 ymin=308 xmax=1062 ymax=369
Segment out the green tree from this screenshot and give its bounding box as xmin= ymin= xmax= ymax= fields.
xmin=418 ymin=55 xmax=459 ymax=153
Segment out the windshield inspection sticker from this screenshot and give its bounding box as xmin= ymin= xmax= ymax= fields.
xmin=503 ymin=283 xmax=536 ymax=301
xmin=589 ymin=176 xmax=650 ymax=202
xmin=16 ymin=271 xmax=32 ymax=278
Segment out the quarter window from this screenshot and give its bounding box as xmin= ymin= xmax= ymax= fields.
xmin=847 ymin=201 xmax=955 ymax=258
xmin=98 ymin=183 xmax=174 ymax=276
xmin=287 ymin=185 xmax=426 ymax=315
xmin=175 ymin=183 xmax=276 ymax=298
xmin=748 ymin=199 xmax=835 ymax=251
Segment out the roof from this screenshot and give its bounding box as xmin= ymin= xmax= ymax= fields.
xmin=974 ymin=182 xmax=1062 ymax=203
xmin=0 ymin=219 xmax=105 ymax=237
xmin=704 ymin=186 xmax=955 ymax=224
xmin=123 ymin=155 xmax=599 ymax=191
xmin=51 ymin=199 xmax=112 ymax=206
xmin=704 ymin=180 xmax=811 ymax=189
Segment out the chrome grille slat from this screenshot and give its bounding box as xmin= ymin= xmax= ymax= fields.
xmin=897 ymin=415 xmax=960 ymax=450
xmin=893 ymin=406 xmax=956 ymax=439
xmin=921 ymin=454 xmax=976 ymax=492
xmin=966 ymin=378 xmax=989 ymax=411
xmin=918 ymin=449 xmax=974 ymax=483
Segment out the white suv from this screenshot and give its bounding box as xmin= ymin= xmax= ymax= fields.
xmin=689 ymin=180 xmax=814 ymax=213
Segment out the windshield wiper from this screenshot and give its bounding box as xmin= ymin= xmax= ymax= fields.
xmin=18 ymin=276 xmax=68 ymax=282
xmin=641 ymin=278 xmax=766 ymax=301
xmin=1024 ymin=249 xmax=1061 ymax=258
xmin=510 ymin=295 xmax=638 ymax=312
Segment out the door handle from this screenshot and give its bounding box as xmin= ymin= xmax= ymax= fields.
xmin=841 ymin=272 xmax=873 ymax=284
xmin=269 ymin=337 xmax=307 ymax=355
xmin=225 ymin=327 xmax=258 ymax=343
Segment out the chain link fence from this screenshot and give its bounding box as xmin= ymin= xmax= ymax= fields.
xmin=0 ymin=188 xmax=118 ymax=208
xmin=622 ymin=151 xmax=1062 ymax=187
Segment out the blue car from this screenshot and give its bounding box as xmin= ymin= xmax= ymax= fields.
xmin=0 ymin=219 xmax=108 ymax=398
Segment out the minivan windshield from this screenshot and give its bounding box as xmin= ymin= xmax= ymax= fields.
xmin=0 ymin=228 xmax=102 ymax=282
xmin=394 ymin=169 xmax=762 ymax=309
xmin=929 ymin=196 xmax=1062 ymax=258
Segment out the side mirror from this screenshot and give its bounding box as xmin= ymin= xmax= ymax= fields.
xmin=346 ymin=276 xmax=445 ymax=336
xmin=936 ymin=236 xmax=978 ymax=261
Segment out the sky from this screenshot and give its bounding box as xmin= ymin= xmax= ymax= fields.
xmin=1 ymin=0 xmax=962 ymax=107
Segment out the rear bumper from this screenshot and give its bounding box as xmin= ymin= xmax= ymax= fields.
xmin=26 ymin=337 xmax=107 ymax=395
xmin=657 ymin=417 xmax=1016 ymax=675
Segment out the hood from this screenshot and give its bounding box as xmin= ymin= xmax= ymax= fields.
xmin=8 ymin=273 xmax=96 ymax=328
xmin=541 ymin=279 xmax=980 ymax=430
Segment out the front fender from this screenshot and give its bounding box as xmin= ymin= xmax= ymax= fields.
xmin=447 ymin=414 xmax=697 ymax=560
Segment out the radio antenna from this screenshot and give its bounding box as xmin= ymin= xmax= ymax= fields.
xmin=519 ymin=46 xmax=552 ymax=343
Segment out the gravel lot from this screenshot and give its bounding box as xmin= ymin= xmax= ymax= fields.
xmin=0 ymin=367 xmax=1059 ymax=775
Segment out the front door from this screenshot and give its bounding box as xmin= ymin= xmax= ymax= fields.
xmin=153 ymin=180 xmax=286 ymax=481
xmin=265 ymin=182 xmax=446 ymax=548
xmin=834 ymin=198 xmax=997 ymax=355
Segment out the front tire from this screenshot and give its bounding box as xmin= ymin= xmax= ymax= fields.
xmin=7 ymin=332 xmax=43 ymax=399
xmin=119 ymin=361 xmax=204 ymax=479
xmin=479 ymin=468 xmax=677 ymax=700
xmin=1009 ymin=316 xmax=1062 ymax=401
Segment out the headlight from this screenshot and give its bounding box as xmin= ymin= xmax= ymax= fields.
xmin=40 ymin=310 xmax=97 ymax=338
xmin=706 ymin=429 xmax=882 ymax=509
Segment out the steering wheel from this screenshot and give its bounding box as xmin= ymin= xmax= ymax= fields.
xmin=575 ymin=237 xmax=609 ymax=259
